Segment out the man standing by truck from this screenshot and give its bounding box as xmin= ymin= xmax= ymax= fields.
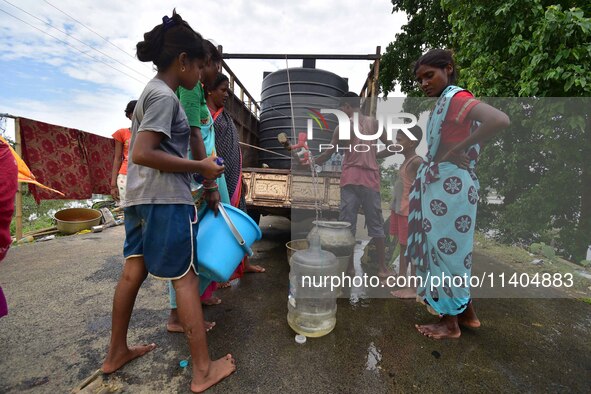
xmin=316 ymin=92 xmax=394 ymax=278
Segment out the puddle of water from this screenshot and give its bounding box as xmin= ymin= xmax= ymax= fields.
xmin=349 ymin=241 xmax=369 ymax=306
xmin=366 ymin=342 xmax=382 ymax=372
xmin=347 ymin=240 xmax=395 ymax=306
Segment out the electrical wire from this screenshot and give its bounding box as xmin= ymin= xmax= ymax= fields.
xmin=0 ymin=7 xmax=147 ymax=85
xmin=42 ymin=0 xmax=150 ymax=68
xmin=1 ymin=0 xmax=150 ymax=80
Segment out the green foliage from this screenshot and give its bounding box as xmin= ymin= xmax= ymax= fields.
xmin=541 ymin=244 xmax=557 ymax=260
xmin=9 ymin=191 xmax=80 ymax=236
xmin=380 ymin=163 xmax=398 ymax=204
xmin=530 ymin=243 xmax=544 ymax=254
xmin=443 ymin=1 xmax=591 ymax=261
xmin=379 ymin=0 xmax=452 ymax=96
xmin=529 ymin=242 xmax=556 ymax=260
xmin=443 ymin=1 xmax=591 ymax=98
xmin=380 ymin=1 xmax=591 ymax=261
xmin=479 ymin=98 xmax=589 ymax=261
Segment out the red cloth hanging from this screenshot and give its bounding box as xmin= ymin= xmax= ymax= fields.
xmin=18 ymin=118 xmax=114 ymax=203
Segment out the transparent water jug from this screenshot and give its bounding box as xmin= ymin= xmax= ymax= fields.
xmin=287 ymin=234 xmax=339 ymax=337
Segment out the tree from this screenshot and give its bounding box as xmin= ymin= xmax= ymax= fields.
xmin=380 ymin=1 xmax=591 ymax=261
xmin=379 ymin=0 xmax=451 ymax=96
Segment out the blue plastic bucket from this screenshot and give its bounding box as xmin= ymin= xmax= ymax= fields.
xmin=197 ymin=203 xmax=262 ymax=282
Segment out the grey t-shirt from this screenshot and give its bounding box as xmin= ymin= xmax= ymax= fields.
xmin=124 ymin=78 xmax=193 ymax=207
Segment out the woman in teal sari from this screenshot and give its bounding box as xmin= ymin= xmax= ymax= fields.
xmin=407 ymin=49 xmax=510 ymax=339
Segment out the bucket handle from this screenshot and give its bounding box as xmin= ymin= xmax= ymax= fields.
xmin=218 ymin=203 xmax=254 ymax=257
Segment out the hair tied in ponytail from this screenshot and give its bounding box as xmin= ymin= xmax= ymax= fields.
xmin=137 ymin=10 xmax=206 ymax=71
xmin=162 ymin=15 xmax=176 ymax=31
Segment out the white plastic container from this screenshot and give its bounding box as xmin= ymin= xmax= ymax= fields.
xmin=287 ymin=234 xmax=339 ymax=337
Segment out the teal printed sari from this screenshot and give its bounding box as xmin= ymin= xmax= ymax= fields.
xmin=190 ymin=110 xmax=231 ymax=218
xmin=406 ymin=85 xmax=481 ymax=316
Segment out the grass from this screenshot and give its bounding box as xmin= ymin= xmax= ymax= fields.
xmin=10 ymin=193 xmax=68 ymax=236
xmin=474 ymin=232 xmax=591 ymax=298
xmin=9 ymin=190 xmax=107 ymax=237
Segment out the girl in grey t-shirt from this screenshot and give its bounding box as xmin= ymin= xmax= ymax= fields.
xmin=101 ymin=10 xmax=236 ymax=393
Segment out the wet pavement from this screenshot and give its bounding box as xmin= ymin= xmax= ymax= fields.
xmin=0 ymin=216 xmax=590 ymax=393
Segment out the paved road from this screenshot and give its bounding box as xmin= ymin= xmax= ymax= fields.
xmin=0 ymin=216 xmax=589 ymax=393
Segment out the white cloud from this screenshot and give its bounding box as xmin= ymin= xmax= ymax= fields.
xmin=0 ymin=88 xmax=134 ymax=137
xmin=0 ymin=0 xmax=406 ymax=138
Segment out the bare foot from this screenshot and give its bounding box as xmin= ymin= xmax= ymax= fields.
xmin=390 ymin=287 xmax=416 ymax=299
xmin=167 ymin=309 xmax=217 ymax=333
xmin=202 ymin=296 xmax=222 ymax=306
xmin=101 ymin=343 xmax=156 ymax=373
xmin=191 ymin=354 xmax=236 ymax=393
xmin=217 ymin=282 xmax=231 ymax=289
xmin=415 ymin=316 xmax=461 ymax=339
xmin=458 ymin=302 xmax=481 ymax=328
xmin=245 ymin=264 xmax=265 ymax=273
xmin=167 ymin=320 xmax=216 ymax=333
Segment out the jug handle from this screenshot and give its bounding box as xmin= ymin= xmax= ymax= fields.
xmin=218 ymin=203 xmax=254 ymax=257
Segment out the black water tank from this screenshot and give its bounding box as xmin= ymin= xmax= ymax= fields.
xmin=259 ymin=68 xmax=349 ymax=168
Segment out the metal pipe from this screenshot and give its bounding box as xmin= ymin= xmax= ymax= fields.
xmin=223 ymin=53 xmax=380 ymax=60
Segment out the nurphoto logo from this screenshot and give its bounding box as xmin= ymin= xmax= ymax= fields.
xmin=307 ymin=109 xmax=419 ymax=152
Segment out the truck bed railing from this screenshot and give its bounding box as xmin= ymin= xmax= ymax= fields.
xmin=221 ymin=46 xmax=382 ymax=117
